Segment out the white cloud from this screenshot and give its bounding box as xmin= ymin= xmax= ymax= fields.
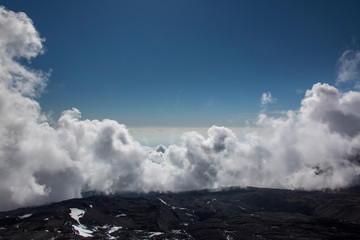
xmin=336 ymin=50 xmax=360 ymax=85
xmin=261 ymin=92 xmax=275 ymax=112
xmin=0 ymin=6 xmax=47 ymax=97
xmin=1 ymin=6 xmax=360 ymax=211
xmin=261 ymin=92 xmax=274 ymax=105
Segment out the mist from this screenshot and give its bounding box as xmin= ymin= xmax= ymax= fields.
xmin=1 ymin=6 xmax=360 ymax=211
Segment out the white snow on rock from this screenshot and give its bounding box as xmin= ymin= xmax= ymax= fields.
xmin=18 ymin=213 xmax=32 ymax=219
xmin=69 ymin=208 xmax=85 ymax=224
xmin=72 ymin=224 xmax=93 ymax=238
xmin=148 ymin=232 xmax=164 ymax=237
xmin=158 ymin=197 xmax=172 ymax=207
xmin=69 ymin=208 xmax=93 ymax=237
xmin=91 ymin=225 xmax=123 ymax=239
xmin=108 ymin=226 xmax=122 ymax=234
xmin=115 ymin=213 xmax=127 ymax=217
xmin=106 ymin=226 xmax=123 ymax=240
xmin=157 ymin=197 xmax=187 ymax=210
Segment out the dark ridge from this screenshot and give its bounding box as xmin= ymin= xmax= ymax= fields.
xmin=0 ymin=187 xmax=360 ymax=239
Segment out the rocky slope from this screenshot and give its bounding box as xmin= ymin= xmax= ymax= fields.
xmin=1 ymin=187 xmax=360 ymax=239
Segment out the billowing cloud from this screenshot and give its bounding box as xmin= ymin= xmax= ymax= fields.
xmin=0 ymin=6 xmax=46 ymax=97
xmin=1 ymin=6 xmax=360 ymax=211
xmin=336 ymin=50 xmax=360 ymax=85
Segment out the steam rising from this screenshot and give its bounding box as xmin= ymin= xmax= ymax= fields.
xmin=1 ymin=6 xmax=360 ymax=211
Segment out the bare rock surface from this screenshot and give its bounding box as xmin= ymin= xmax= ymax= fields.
xmin=1 ymin=187 xmax=360 ymax=239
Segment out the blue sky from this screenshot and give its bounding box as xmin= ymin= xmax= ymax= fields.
xmin=2 ymin=0 xmax=360 ymax=127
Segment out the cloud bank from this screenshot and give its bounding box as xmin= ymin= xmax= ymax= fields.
xmin=1 ymin=6 xmax=360 ymax=211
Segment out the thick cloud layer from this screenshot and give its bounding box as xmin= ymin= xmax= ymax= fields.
xmin=1 ymin=6 xmax=360 ymax=211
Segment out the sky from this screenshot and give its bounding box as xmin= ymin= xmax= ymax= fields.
xmin=2 ymin=1 xmax=360 ymax=211
xmin=2 ymin=0 xmax=360 ymax=127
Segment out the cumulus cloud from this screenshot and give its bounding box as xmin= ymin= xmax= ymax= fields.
xmin=336 ymin=50 xmax=360 ymax=85
xmin=0 ymin=6 xmax=47 ymax=97
xmin=1 ymin=6 xmax=360 ymax=211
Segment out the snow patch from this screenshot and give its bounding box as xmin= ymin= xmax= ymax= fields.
xmin=95 ymin=224 xmax=110 ymax=229
xmin=72 ymin=224 xmax=93 ymax=238
xmin=115 ymin=213 xmax=127 ymax=217
xmin=158 ymin=197 xmax=187 ymax=210
xmin=158 ymin=197 xmax=172 ymax=207
xmin=108 ymin=226 xmax=122 ymax=234
xmin=226 ymin=235 xmax=234 ymax=240
xmin=69 ymin=208 xmax=93 ymax=238
xmin=148 ymin=232 xmax=164 ymax=237
xmin=69 ymin=208 xmax=85 ymax=224
xmin=238 ymin=205 xmax=247 ymax=210
xmin=18 ymin=213 xmax=32 ymax=219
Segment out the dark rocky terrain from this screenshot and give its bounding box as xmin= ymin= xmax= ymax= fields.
xmin=1 ymin=187 xmax=360 ymax=239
